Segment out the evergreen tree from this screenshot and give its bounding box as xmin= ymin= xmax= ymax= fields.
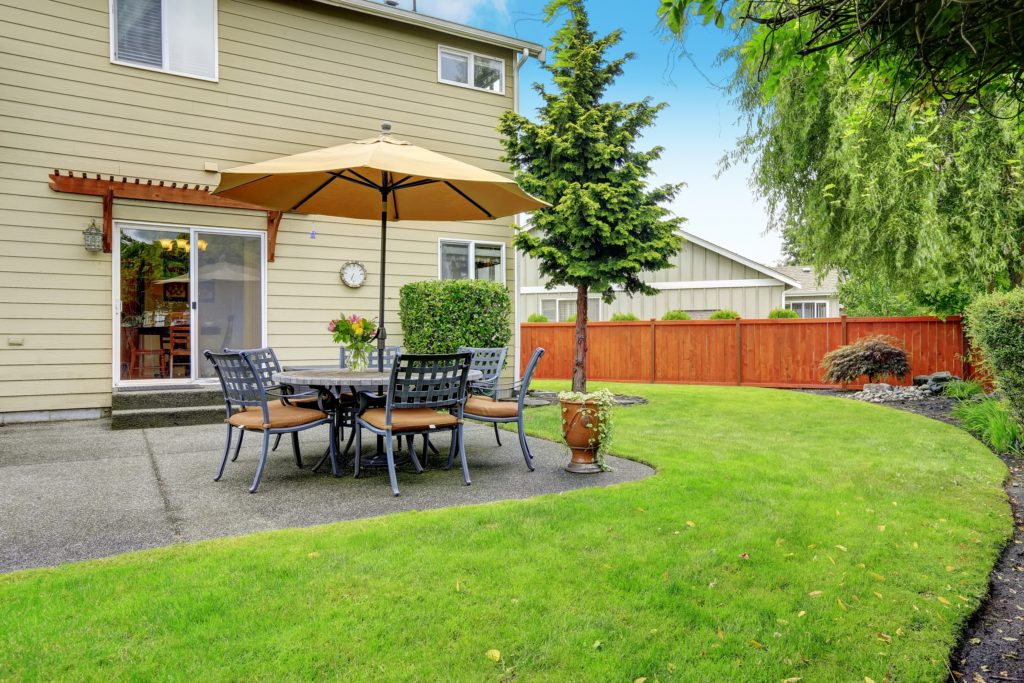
xmin=499 ymin=0 xmax=684 ymax=392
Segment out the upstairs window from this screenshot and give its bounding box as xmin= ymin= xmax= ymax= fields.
xmin=439 ymin=240 xmax=505 ymax=283
xmin=438 ymin=46 xmax=504 ymax=94
xmin=112 ymin=0 xmax=218 ymax=80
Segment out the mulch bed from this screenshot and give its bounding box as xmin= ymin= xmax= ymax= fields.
xmin=800 ymin=389 xmax=1024 ymax=682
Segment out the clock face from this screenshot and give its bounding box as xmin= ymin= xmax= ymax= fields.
xmin=340 ymin=261 xmax=366 ymax=288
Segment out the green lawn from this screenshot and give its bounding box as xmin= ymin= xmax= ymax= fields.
xmin=0 ymin=383 xmax=1011 ymax=681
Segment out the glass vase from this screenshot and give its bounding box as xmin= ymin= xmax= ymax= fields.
xmin=347 ymin=344 xmax=369 ymax=372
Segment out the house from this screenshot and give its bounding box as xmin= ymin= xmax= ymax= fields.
xmin=518 ymin=229 xmax=806 ymax=321
xmin=0 ymin=0 xmax=542 ymax=423
xmin=775 ymin=265 xmax=842 ymax=318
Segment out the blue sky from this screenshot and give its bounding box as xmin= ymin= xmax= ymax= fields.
xmin=400 ymin=0 xmax=783 ymax=265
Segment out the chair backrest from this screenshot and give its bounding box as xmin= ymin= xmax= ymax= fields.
xmin=517 ymin=347 xmax=546 ymax=412
xmin=341 ymin=345 xmax=400 ymax=370
xmin=169 ymin=324 xmax=190 ymax=351
xmin=204 ymin=350 xmax=268 ymax=420
xmin=225 ymin=346 xmax=281 ymax=387
xmin=457 ymin=346 xmax=506 ymax=396
xmin=385 ymin=353 xmax=471 ymax=418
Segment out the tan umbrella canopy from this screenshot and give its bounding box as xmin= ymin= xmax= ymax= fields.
xmin=213 ymin=123 xmax=547 ymax=369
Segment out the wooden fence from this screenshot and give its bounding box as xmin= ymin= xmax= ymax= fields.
xmin=520 ymin=316 xmax=969 ymax=389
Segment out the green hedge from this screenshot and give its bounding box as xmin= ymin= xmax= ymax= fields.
xmin=967 ymin=289 xmax=1024 ymax=424
xmin=399 ymin=280 xmax=512 ymax=354
xmin=662 ymin=310 xmax=692 ymax=321
xmin=768 ymin=308 xmax=799 ymax=319
xmin=610 ymin=312 xmax=640 ymax=321
xmin=709 ymin=309 xmax=741 ymax=320
xmin=526 ymin=313 xmax=549 ymax=323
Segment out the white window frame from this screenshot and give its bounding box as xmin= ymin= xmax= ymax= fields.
xmin=109 ymin=0 xmax=220 ymax=82
xmin=437 ymin=45 xmax=506 ymax=95
xmin=437 ymin=239 xmax=506 ymax=284
xmin=785 ymin=300 xmax=830 ymax=318
xmin=539 ymin=296 xmax=602 ymax=322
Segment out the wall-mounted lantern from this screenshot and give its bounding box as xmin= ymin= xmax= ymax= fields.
xmin=83 ymin=220 xmax=103 ymax=252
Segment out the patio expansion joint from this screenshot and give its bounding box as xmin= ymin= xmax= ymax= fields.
xmin=142 ymin=429 xmax=185 ymax=542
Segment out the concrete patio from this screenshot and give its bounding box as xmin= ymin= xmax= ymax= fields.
xmin=0 ymin=419 xmax=652 ymax=573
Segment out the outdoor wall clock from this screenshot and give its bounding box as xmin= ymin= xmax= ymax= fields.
xmin=340 ymin=261 xmax=367 ymax=288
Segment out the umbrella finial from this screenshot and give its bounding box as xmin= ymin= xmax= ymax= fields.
xmin=380 ymin=121 xmax=392 ymax=137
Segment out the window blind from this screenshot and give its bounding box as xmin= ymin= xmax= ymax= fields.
xmin=115 ymin=0 xmax=162 ymax=69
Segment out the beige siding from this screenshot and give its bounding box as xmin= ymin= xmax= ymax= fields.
xmin=0 ymin=0 xmax=520 ymax=413
xmin=519 ymin=240 xmax=789 ymax=321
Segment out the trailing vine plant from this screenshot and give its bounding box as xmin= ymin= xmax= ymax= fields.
xmin=558 ymin=388 xmax=615 ymax=471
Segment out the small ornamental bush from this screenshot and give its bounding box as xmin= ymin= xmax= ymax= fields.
xmin=820 ymin=335 xmax=911 ymax=384
xmin=967 ymin=289 xmax=1024 ymax=425
xmin=709 ymin=309 xmax=741 ymax=320
xmin=399 ymin=280 xmax=512 ymax=354
xmin=662 ymin=310 xmax=692 ymax=321
xmin=527 ymin=313 xmax=549 ymax=323
xmin=944 ymin=379 xmax=985 ymax=400
xmin=610 ymin=312 xmax=640 ymax=321
xmin=565 ymin=314 xmax=577 ymax=322
xmin=768 ymin=308 xmax=799 ymax=319
xmin=953 ymin=398 xmax=1023 ymax=453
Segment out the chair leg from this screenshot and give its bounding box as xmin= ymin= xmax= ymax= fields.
xmin=385 ymin=433 xmax=400 ymax=497
xmin=493 ymin=422 xmax=502 ymax=446
xmin=231 ymin=428 xmax=245 ymax=461
xmin=516 ymin=419 xmax=535 ymax=471
xmin=445 ymin=429 xmax=458 ymax=470
xmin=407 ymin=435 xmax=424 ymax=474
xmin=214 ymin=424 xmax=233 ymax=481
xmin=272 ymin=434 xmax=282 ymax=452
xmin=457 ymin=426 xmax=471 ymax=486
xmin=427 ymin=437 xmax=440 ymax=456
xmin=291 ymin=432 xmax=303 ymax=469
xmin=421 ymin=435 xmax=430 ymax=469
xmin=343 ymin=427 xmax=357 ymax=458
xmin=354 ymin=424 xmax=363 ymax=478
xmin=249 ymin=431 xmax=271 ymax=494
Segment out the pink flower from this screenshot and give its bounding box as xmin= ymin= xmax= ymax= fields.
xmin=348 ymin=314 xmax=360 ymax=323
xmin=327 ymin=320 xmax=337 ymax=332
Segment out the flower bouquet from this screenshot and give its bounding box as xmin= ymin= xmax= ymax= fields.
xmin=328 ymin=314 xmax=378 ymax=372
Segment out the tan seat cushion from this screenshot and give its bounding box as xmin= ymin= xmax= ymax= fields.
xmin=464 ymin=396 xmax=519 ymax=419
xmin=230 ymin=404 xmax=327 ymax=430
xmin=360 ymin=407 xmax=457 ymax=432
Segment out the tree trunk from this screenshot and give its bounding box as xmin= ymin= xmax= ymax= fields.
xmin=572 ymin=285 xmax=588 ymax=393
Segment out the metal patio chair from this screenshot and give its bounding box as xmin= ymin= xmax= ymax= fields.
xmin=457 ymin=345 xmax=507 ymax=444
xmin=461 ymin=347 xmax=545 ymax=472
xmin=205 ymin=349 xmax=330 ymax=493
xmin=223 ymin=346 xmax=326 ymax=458
xmin=353 ymin=352 xmax=471 ymax=496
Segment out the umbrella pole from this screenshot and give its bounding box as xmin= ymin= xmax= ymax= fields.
xmin=377 ymin=187 xmax=388 ymax=373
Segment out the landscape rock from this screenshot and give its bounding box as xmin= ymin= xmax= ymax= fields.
xmin=850 ymin=383 xmax=933 ymax=403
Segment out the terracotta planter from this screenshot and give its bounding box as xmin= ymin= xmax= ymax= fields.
xmin=560 ymin=399 xmax=603 ymax=474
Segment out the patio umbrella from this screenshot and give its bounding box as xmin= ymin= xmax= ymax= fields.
xmin=213 ymin=122 xmax=548 ymax=370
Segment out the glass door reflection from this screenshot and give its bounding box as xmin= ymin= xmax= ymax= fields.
xmin=194 ymin=231 xmax=264 ymax=379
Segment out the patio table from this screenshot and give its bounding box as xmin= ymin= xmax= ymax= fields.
xmin=273 ymin=367 xmax=482 ymax=474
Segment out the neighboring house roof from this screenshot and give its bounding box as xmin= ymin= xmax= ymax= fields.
xmin=774 ymin=266 xmax=841 ymax=296
xmin=311 ymin=0 xmax=546 ymax=57
xmin=677 ymin=230 xmax=801 ymax=289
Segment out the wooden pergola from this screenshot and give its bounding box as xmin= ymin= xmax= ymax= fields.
xmin=48 ymin=170 xmax=285 ymax=261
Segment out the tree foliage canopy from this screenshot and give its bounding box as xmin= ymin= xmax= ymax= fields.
xmin=729 ymin=50 xmax=1024 ymax=308
xmin=658 ymin=0 xmax=1024 ymax=106
xmin=499 ymin=0 xmax=683 ymax=302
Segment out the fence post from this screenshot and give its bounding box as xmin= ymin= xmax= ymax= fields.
xmin=839 ymin=314 xmax=849 ymax=389
xmin=736 ymin=319 xmax=743 ymax=385
xmin=649 ymin=318 xmax=657 ymax=384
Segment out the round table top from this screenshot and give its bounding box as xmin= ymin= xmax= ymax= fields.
xmin=273 ymin=367 xmax=482 ymax=388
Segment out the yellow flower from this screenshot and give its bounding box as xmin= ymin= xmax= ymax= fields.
xmin=353 ymin=322 xmax=363 ymax=335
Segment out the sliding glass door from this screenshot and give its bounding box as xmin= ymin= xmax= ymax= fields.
xmin=115 ymin=222 xmax=265 ymax=384
xmin=193 ymin=231 xmax=263 ymax=379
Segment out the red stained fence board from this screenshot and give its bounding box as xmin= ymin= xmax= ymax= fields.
xmin=520 ymin=316 xmax=967 ymax=389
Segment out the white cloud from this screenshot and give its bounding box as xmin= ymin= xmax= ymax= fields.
xmin=413 ymin=0 xmax=509 ymax=25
